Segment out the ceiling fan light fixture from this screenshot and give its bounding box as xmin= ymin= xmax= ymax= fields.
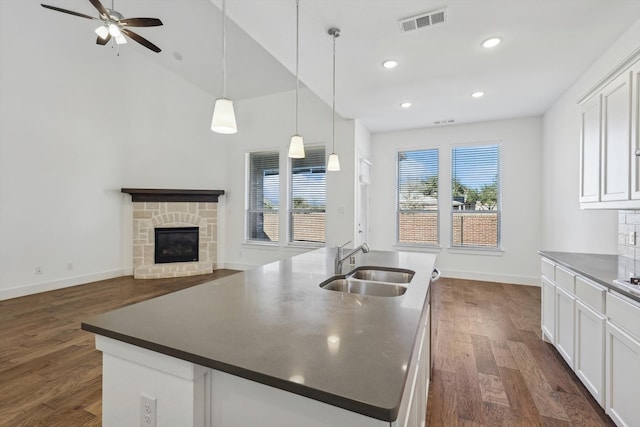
xmin=95 ymin=25 xmax=109 ymax=40
xmin=115 ymin=34 xmax=127 ymax=45
xmin=211 ymin=98 xmax=238 ymax=134
xmin=288 ymin=134 xmax=305 ymax=158
xmin=108 ymin=23 xmax=122 ymax=38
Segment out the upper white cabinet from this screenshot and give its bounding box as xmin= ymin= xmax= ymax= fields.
xmin=579 ymin=59 xmax=640 ymax=209
xmin=601 ymin=71 xmax=632 ymax=201
xmin=580 ymin=95 xmax=601 ymax=202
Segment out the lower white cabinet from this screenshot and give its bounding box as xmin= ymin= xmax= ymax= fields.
xmin=541 ymin=277 xmax=556 ymax=343
xmin=606 ymin=322 xmax=640 ymax=427
xmin=575 ymin=300 xmax=605 ymax=406
xmin=606 ymin=292 xmax=640 ymax=426
xmin=555 ymin=286 xmax=575 ymax=369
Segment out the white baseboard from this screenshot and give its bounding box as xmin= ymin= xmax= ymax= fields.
xmin=0 ymin=269 xmax=126 ymax=301
xmin=439 ymin=269 xmax=539 ymax=286
xmin=219 ymin=262 xmax=253 ymax=271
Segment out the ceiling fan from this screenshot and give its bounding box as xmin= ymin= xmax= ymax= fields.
xmin=41 ymin=0 xmax=163 ymax=53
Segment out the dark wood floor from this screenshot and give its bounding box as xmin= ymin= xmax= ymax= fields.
xmin=427 ymin=277 xmax=615 ymax=427
xmin=0 ymin=270 xmax=238 ymax=427
xmin=0 ymin=274 xmax=614 ymax=426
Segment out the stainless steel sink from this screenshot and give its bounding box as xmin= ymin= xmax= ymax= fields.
xmin=320 ymin=278 xmax=407 ymax=297
xmin=347 ymin=267 xmax=415 ymax=284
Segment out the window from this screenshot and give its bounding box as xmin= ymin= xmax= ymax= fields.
xmin=247 ymin=151 xmax=279 ymax=242
xmin=290 ymin=146 xmax=326 ymax=244
xmin=397 ymin=149 xmax=439 ymax=245
xmin=451 ymin=144 xmax=500 ymax=249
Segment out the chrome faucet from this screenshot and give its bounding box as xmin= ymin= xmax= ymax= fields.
xmin=335 ymin=242 xmax=370 ymax=274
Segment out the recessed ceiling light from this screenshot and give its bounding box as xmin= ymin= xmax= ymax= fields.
xmin=471 ymin=91 xmax=485 ymax=98
xmin=481 ymin=37 xmax=502 ymax=48
xmin=400 ymin=102 xmax=412 ymax=108
xmin=382 ymin=60 xmax=399 ymax=69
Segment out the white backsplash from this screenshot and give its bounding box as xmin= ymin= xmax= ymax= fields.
xmin=618 ymin=210 xmax=640 ymax=259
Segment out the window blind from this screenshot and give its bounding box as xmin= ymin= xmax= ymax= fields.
xmin=290 ymin=146 xmax=326 ymax=243
xmin=451 ymin=144 xmax=500 ymax=248
xmin=397 ymin=149 xmax=439 ymax=245
xmin=247 ymin=151 xmax=279 ymax=242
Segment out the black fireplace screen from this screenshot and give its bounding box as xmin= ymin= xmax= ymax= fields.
xmin=154 ymin=227 xmax=199 ymax=264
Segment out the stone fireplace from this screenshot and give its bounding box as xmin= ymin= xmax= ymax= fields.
xmin=122 ymin=189 xmax=224 ymax=279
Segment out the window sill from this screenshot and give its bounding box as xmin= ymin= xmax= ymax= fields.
xmin=286 ymin=242 xmax=324 ymax=250
xmin=243 ymin=241 xmax=280 ymax=249
xmin=393 ymin=244 xmax=442 ymax=253
xmin=447 ymin=247 xmax=504 ymax=256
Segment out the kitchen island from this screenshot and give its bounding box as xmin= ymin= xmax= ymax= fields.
xmin=82 ymin=248 xmax=437 ymax=427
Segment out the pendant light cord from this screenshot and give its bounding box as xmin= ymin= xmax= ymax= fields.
xmin=222 ymin=0 xmax=227 ymax=99
xmin=295 ymin=0 xmax=300 ymax=134
xmin=331 ymin=30 xmax=337 ymax=153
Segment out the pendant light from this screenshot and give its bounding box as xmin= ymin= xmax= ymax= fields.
xmin=211 ymin=0 xmax=237 ymax=134
xmin=327 ymin=27 xmax=341 ymax=172
xmin=288 ymin=0 xmax=305 ymax=158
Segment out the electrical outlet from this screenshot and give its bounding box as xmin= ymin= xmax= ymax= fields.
xmin=35 ymin=266 xmax=42 ymax=275
xmin=631 ymin=231 xmax=636 ymax=246
xmin=140 ymin=394 xmax=156 ymax=427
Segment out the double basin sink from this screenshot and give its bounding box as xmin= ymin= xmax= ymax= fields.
xmin=319 ymin=266 xmax=415 ymax=297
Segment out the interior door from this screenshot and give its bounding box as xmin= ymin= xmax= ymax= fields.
xmin=357 ymin=159 xmax=371 ymax=245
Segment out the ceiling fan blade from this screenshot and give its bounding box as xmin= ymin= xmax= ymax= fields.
xmin=120 ymin=18 xmax=163 ymax=27
xmin=121 ymin=29 xmax=161 ymax=53
xmin=41 ymin=4 xmax=97 ymax=20
xmin=88 ymin=0 xmax=110 ymax=18
xmin=96 ymin=34 xmax=111 ymax=45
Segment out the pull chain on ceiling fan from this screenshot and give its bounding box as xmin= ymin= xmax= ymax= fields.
xmin=41 ymin=0 xmax=163 ymax=53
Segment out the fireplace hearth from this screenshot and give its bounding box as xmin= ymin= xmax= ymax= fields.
xmin=154 ymin=227 xmax=199 ymax=264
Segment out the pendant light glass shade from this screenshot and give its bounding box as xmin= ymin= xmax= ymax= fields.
xmin=211 ymin=98 xmax=237 ymax=134
xmin=288 ymin=134 xmax=305 ymax=158
xmin=327 ymin=153 xmax=340 ymax=171
xmin=211 ymin=0 xmax=237 ymax=134
xmin=288 ymin=0 xmax=305 ymax=158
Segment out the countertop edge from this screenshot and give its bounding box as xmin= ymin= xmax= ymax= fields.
xmin=82 ymin=317 xmax=402 ymax=421
xmin=537 ymin=251 xmax=640 ymax=303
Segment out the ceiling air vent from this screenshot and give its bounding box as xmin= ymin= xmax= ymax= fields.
xmin=399 ymin=8 xmax=447 ymax=33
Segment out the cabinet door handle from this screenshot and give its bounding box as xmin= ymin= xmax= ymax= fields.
xmin=432 ymin=268 xmax=441 ymax=281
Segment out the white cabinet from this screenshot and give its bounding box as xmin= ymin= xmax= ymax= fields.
xmin=601 ymin=71 xmax=632 ymax=202
xmin=579 ymin=59 xmax=640 ymax=208
xmin=575 ymin=300 xmax=605 ymax=406
xmin=555 ymin=286 xmax=576 ymax=369
xmin=606 ymin=291 xmax=640 ymax=427
xmin=541 ymin=276 xmax=556 ymax=343
xmin=580 ymin=95 xmax=601 ymax=202
xmin=394 ymin=303 xmax=430 ymax=427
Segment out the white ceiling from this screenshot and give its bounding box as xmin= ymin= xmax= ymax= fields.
xmin=41 ymin=0 xmax=640 ymax=133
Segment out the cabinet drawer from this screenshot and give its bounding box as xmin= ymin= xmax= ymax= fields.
xmin=556 ymin=266 xmax=576 ymax=293
xmin=575 ymin=276 xmax=606 ymax=313
xmin=541 ymin=258 xmax=556 ymax=281
xmin=607 ymin=291 xmax=640 ymax=341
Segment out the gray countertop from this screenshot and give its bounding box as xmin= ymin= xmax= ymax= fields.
xmin=538 ymin=251 xmax=640 ymax=302
xmin=81 ymin=248 xmax=437 ymax=421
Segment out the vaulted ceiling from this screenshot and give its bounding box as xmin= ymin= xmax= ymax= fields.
xmin=38 ymin=0 xmax=640 ymax=133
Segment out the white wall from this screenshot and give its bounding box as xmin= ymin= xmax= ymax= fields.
xmin=370 ymin=117 xmax=543 ymax=285
xmin=0 ymin=1 xmax=227 ymax=299
xmin=221 ymin=87 xmax=357 ymax=270
xmin=542 ymin=18 xmax=640 ymax=253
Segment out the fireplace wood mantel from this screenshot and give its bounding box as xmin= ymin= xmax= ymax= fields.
xmin=121 ymin=188 xmax=225 ymax=203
